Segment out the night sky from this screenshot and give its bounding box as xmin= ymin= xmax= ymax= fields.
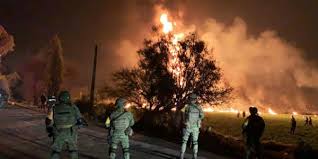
xmin=0 ymin=0 xmax=317 ymax=97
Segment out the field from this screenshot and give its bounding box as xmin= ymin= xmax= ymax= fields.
xmin=203 ymin=112 xmax=318 ymax=149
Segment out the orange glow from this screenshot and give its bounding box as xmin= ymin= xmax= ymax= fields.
xmin=125 ymin=103 xmax=132 ymax=109
xmin=268 ymin=108 xmax=277 ymax=115
xmin=159 ymin=13 xmax=185 ymax=87
xmin=160 ymin=14 xmax=173 ymax=34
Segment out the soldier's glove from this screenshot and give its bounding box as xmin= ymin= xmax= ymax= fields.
xmin=106 ymin=135 xmax=111 ymax=145
xmin=125 ymin=127 xmax=134 ymax=136
xmin=46 ymin=126 xmax=54 ymax=137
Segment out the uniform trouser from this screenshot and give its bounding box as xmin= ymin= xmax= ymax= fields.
xmin=245 ymin=138 xmax=263 ymax=159
xmin=109 ymin=134 xmax=130 ymax=159
xmin=50 ymin=127 xmax=78 ymax=159
xmin=180 ymin=127 xmax=200 ymax=159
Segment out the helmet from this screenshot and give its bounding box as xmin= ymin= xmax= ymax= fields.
xmin=249 ymin=107 xmax=258 ymax=115
xmin=58 ymin=91 xmax=71 ymax=103
xmin=190 ymin=93 xmax=197 ymax=100
xmin=115 ymin=98 xmax=126 ymax=109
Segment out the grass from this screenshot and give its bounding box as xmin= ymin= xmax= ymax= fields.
xmin=203 ymin=112 xmax=318 ymax=149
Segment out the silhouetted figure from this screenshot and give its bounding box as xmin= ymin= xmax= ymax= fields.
xmin=308 ymin=117 xmax=313 ymax=126
xmin=294 ymin=140 xmax=314 ymax=159
xmin=242 ymin=107 xmax=265 ymax=159
xmin=40 ymin=94 xmax=47 ymax=111
xmin=290 ymin=115 xmax=296 ymax=134
xmin=243 ymin=111 xmax=246 ymax=118
xmin=237 ymin=112 xmax=240 ymax=118
xmin=305 ymin=116 xmax=309 ymax=126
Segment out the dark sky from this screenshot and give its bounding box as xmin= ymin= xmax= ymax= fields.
xmin=0 ymin=0 xmax=317 ymax=92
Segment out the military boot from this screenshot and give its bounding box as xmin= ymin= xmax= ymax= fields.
xmin=192 ymin=153 xmax=197 ymax=159
xmin=179 ymin=152 xmax=185 ymax=159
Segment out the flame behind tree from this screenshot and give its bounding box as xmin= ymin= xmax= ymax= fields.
xmin=101 ymin=14 xmax=232 ymax=111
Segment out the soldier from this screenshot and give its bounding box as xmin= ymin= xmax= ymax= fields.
xmin=242 ymin=107 xmax=265 ymax=159
xmin=290 ymin=115 xmax=296 ymax=134
xmin=105 ymin=98 xmax=134 ymax=159
xmin=179 ymin=93 xmax=204 ymax=159
xmin=305 ymin=116 xmax=309 ymax=126
xmin=243 ymin=111 xmax=246 ymax=118
xmin=40 ymin=94 xmax=47 ymax=111
xmin=45 ymin=91 xmax=87 ymax=159
xmin=308 ymin=117 xmax=313 ymax=126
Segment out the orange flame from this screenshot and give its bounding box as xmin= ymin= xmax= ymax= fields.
xmin=159 ymin=13 xmax=185 ymax=87
xmin=160 ymin=14 xmax=173 ymax=34
xmin=268 ymin=108 xmax=277 ymax=115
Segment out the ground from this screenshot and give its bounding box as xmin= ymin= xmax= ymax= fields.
xmin=204 ymin=112 xmax=318 ymax=149
xmin=0 ymin=105 xmax=231 ymax=159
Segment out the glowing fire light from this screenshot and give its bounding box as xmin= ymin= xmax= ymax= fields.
xmin=292 ymin=112 xmax=298 ymax=115
xmin=125 ymin=103 xmax=132 ymax=109
xmin=268 ymin=108 xmax=277 ymax=115
xmin=203 ymin=107 xmax=214 ymax=112
xmin=160 ymin=14 xmax=173 ymax=34
xmin=159 ymin=13 xmax=186 ymax=87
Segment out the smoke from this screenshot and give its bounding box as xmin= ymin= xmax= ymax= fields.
xmin=196 ymin=18 xmax=318 ymax=112
xmin=111 ymin=1 xmax=318 ymax=112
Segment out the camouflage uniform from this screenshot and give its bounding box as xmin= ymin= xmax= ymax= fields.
xmin=242 ymin=107 xmax=265 ymax=159
xmin=46 ymin=91 xmax=84 ymax=159
xmin=105 ymin=98 xmax=134 ymax=159
xmin=180 ymin=94 xmax=204 ymax=159
xmin=0 ymin=89 xmax=8 ymax=108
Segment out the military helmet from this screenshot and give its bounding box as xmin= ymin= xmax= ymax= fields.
xmin=249 ymin=106 xmax=258 ymax=115
xmin=115 ymin=98 xmax=126 ymax=109
xmin=190 ymin=93 xmax=197 ymax=100
xmin=58 ymin=91 xmax=71 ymax=103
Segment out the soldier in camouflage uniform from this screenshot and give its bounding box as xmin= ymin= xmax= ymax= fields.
xmin=180 ymin=93 xmax=204 ymax=159
xmin=242 ymin=107 xmax=265 ymax=159
xmin=45 ymin=91 xmax=87 ymax=159
xmin=105 ymin=98 xmax=134 ymax=159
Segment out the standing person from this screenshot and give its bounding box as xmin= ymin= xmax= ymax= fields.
xmin=305 ymin=116 xmax=309 ymax=126
xmin=237 ymin=111 xmax=241 ymax=118
xmin=290 ymin=115 xmax=297 ymax=134
xmin=45 ymin=91 xmax=87 ymax=159
xmin=309 ymin=117 xmax=313 ymax=126
xmin=40 ymin=94 xmax=47 ymax=111
xmin=242 ymin=107 xmax=265 ymax=159
xmin=243 ymin=111 xmax=246 ymax=118
xmin=105 ymin=98 xmax=134 ymax=159
xmin=179 ymin=93 xmax=204 ymax=159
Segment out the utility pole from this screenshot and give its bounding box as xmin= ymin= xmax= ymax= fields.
xmin=90 ymin=44 xmax=98 ymax=119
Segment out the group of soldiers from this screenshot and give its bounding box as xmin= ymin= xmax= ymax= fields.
xmin=45 ymin=91 xmax=265 ymax=159
xmin=290 ymin=115 xmax=315 ymax=135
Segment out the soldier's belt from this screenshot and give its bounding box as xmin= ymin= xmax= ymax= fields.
xmin=56 ymin=124 xmax=73 ymax=129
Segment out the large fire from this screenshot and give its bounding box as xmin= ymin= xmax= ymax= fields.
xmin=160 ymin=14 xmax=173 ymax=34
xmin=159 ymin=13 xmax=185 ymax=87
xmin=157 ymin=12 xmax=310 ymax=116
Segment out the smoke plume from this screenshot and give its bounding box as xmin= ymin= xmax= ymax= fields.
xmin=113 ymin=2 xmax=318 ymax=112
xmin=198 ymin=18 xmax=318 ymax=112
